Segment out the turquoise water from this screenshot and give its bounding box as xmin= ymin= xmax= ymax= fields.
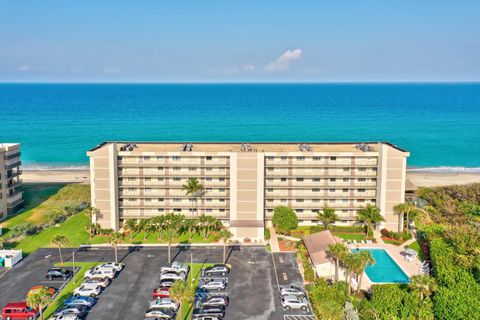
xmin=0 ymin=83 xmax=479 ymax=169
xmin=353 ymin=248 xmax=409 ymax=283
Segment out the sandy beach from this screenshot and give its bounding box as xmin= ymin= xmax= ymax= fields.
xmin=21 ymin=169 xmax=480 ymax=187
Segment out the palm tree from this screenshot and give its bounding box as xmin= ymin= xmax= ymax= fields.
xmin=201 ymin=216 xmax=222 ymax=240
xmin=357 ymin=204 xmax=384 ymax=236
xmin=182 ymin=178 xmax=204 ymax=217
xmin=409 ymin=275 xmax=438 ymax=300
xmin=219 ymin=229 xmax=234 ymax=263
xmin=160 ymin=228 xmax=179 ymax=263
xmin=318 ymin=207 xmax=338 ymax=230
xmin=327 ymin=243 xmax=348 ymax=281
xmin=26 ymin=287 xmax=52 ymax=320
xmin=343 ymin=253 xmax=358 ymax=294
xmin=356 ymin=251 xmax=375 ymax=293
xmin=109 ymin=232 xmax=124 ymax=263
xmin=394 ymin=202 xmax=422 ymax=232
xmin=124 ymin=219 xmax=138 ymax=240
xmin=169 ymin=280 xmax=195 ymax=320
xmin=87 ymin=207 xmax=99 ymax=238
xmin=51 ymin=234 xmax=68 ymax=265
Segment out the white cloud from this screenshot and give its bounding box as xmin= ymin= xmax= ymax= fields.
xmin=265 ymin=49 xmax=303 ymax=72
xmin=243 ymin=64 xmax=255 ymax=71
xmin=103 ymin=67 xmax=121 ymax=74
xmin=17 ymin=65 xmax=31 ymax=72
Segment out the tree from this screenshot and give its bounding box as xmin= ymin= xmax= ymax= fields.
xmin=87 ymin=207 xmax=99 ymax=238
xmin=357 ymin=204 xmax=384 ymax=236
xmin=0 ymin=237 xmax=4 ymax=250
xmin=160 ymin=228 xmax=179 ymax=263
xmin=409 ymin=275 xmax=438 ymax=300
xmin=51 ymin=234 xmax=68 ymax=265
xmin=26 ymin=287 xmax=52 ymax=320
xmin=327 ymin=243 xmax=349 ymax=281
xmin=182 ymin=177 xmax=204 ymax=217
xmin=343 ymin=253 xmax=361 ymax=294
xmin=169 ymin=280 xmax=195 ymax=320
xmin=356 ymin=251 xmax=375 ymax=293
xmin=199 ymin=215 xmax=222 ymax=240
xmin=394 ymin=202 xmax=422 ymax=232
xmin=124 ymin=219 xmax=138 ymax=240
xmin=109 ymin=232 xmax=124 ymax=263
xmin=272 ymin=206 xmax=298 ymax=234
xmin=219 ymin=229 xmax=234 ymax=263
xmin=318 ymin=207 xmax=338 ymax=230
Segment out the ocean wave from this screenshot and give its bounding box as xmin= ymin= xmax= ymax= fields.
xmin=407 ymin=166 xmax=480 ymax=173
xmin=22 ymin=164 xmax=89 ymax=171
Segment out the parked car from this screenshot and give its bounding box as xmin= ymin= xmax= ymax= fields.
xmin=144 ymin=308 xmax=176 ymax=319
xmin=73 ymin=285 xmax=101 ymax=298
xmin=27 ymin=285 xmax=56 ymax=298
xmin=149 ymin=298 xmax=179 ymax=311
xmin=158 ymin=279 xmax=176 ymax=288
xmin=279 ymin=285 xmax=306 ymax=298
xmin=2 ymin=302 xmax=38 ymax=320
xmin=191 ymin=306 xmax=225 ymax=319
xmin=97 ymin=262 xmax=124 ymax=272
xmin=84 ymin=268 xmax=115 ymax=280
xmin=196 ymin=295 xmax=229 ymax=308
xmin=52 ymin=315 xmax=81 ymax=320
xmin=281 ymin=295 xmax=309 ymax=311
xmin=159 ymin=272 xmax=186 ymax=281
xmin=46 ymin=268 xmax=72 ymax=280
xmin=77 ymin=281 xmax=102 ymax=291
xmin=194 ymin=317 xmax=221 ymax=320
xmin=82 ymin=278 xmax=111 ymax=288
xmin=198 ymin=279 xmax=227 ymax=291
xmin=54 ymin=305 xmax=88 ymax=318
xmin=152 ymin=287 xmax=171 ymax=298
xmin=64 ymin=296 xmax=97 ymax=308
xmin=202 ymin=264 xmax=230 ymax=276
xmin=161 ymin=262 xmax=190 ymax=274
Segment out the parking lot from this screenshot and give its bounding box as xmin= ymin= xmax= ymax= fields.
xmin=0 ymin=246 xmax=315 ymax=320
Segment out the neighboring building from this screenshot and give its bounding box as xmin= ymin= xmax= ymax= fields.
xmin=302 ymin=230 xmax=342 ymax=278
xmin=0 ymin=143 xmax=23 ymax=220
xmin=87 ymin=142 xmax=409 ymax=241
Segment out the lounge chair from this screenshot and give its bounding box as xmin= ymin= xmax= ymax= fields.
xmin=361 ymin=240 xmax=366 ymax=244
xmin=353 ymin=240 xmax=357 ymax=245
xmin=366 ymin=240 xmax=372 ymax=244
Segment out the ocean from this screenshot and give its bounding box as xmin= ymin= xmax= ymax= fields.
xmin=0 ymin=83 xmax=479 ymax=171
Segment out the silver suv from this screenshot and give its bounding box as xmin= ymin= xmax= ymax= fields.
xmin=281 ymin=295 xmax=309 ymax=311
xmin=198 ymin=279 xmax=227 ymax=291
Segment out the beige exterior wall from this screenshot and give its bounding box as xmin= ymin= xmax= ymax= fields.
xmin=87 ymin=142 xmax=408 ymax=240
xmin=0 ymin=143 xmax=24 ymax=220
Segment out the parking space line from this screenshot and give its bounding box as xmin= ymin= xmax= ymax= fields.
xmin=271 ymin=253 xmax=280 ymax=289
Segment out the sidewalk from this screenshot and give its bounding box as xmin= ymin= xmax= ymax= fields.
xmin=268 ymin=227 xmax=280 ymax=253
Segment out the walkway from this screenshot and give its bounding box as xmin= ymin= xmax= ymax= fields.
xmin=269 ymin=227 xmax=281 ymax=253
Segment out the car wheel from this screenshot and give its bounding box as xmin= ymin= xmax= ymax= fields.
xmin=222 ymin=272 xmax=226 ymax=276
xmin=301 ymin=306 xmax=307 ymax=311
xmin=6 ymin=317 xmax=11 ymax=320
xmin=48 ymin=276 xmax=53 ymax=280
xmin=28 ymin=317 xmax=33 ymax=320
xmin=285 ymin=306 xmax=291 ymax=311
xmin=74 ymin=294 xmax=80 ymax=297
xmin=90 ymin=293 xmax=96 ymax=298
xmin=106 ymin=279 xmax=111 ymax=286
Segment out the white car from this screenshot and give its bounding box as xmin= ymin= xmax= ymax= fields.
xmin=83 ymin=277 xmax=111 ymax=288
xmin=149 ymin=298 xmax=179 ymax=311
xmin=144 ymin=308 xmax=176 ymax=319
xmin=79 ymin=281 xmax=102 ymax=290
xmin=73 ymin=285 xmax=101 ymax=298
xmin=85 ymin=268 xmax=115 ymax=280
xmin=161 ymin=262 xmax=190 ymax=274
xmin=160 ymin=272 xmax=186 ymax=281
xmin=281 ymin=295 xmax=309 ymax=311
xmin=98 ymin=262 xmax=124 ymax=272
xmin=280 ymin=285 xmax=306 ymax=298
xmin=50 ymin=315 xmax=81 ymax=320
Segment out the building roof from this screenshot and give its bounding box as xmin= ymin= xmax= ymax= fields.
xmin=405 ymin=180 xmax=418 ymax=192
xmin=302 ymin=230 xmax=342 ymax=265
xmin=88 ymin=141 xmax=409 ymax=154
xmin=0 ymin=143 xmax=20 ymax=151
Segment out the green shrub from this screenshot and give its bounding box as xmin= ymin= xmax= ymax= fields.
xmin=307 ymin=279 xmax=348 ymax=320
xmin=11 ymin=222 xmax=37 ymax=238
xmin=264 ymin=228 xmax=271 ymax=240
xmin=303 ymin=262 xmax=315 ymax=282
xmin=272 ymin=206 xmax=298 ymax=234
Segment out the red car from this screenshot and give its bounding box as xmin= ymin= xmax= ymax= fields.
xmin=2 ymin=302 xmax=39 ymax=320
xmin=152 ymin=286 xmax=170 ymax=298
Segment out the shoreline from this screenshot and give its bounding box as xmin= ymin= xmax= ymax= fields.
xmin=21 ymin=169 xmax=480 ymax=187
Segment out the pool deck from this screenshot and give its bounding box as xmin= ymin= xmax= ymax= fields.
xmin=347 ymin=243 xmax=422 ymax=288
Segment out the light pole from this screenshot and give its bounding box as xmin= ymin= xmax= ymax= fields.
xmin=72 ymin=250 xmax=76 ymax=284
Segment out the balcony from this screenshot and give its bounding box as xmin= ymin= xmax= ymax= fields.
xmin=5 ymin=161 xmax=22 ymax=170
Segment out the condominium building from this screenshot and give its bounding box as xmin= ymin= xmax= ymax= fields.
xmin=87 ymin=142 xmax=409 ymax=241
xmin=0 ymin=143 xmax=23 ymax=220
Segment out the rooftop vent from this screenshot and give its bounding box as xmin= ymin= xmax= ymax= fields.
xmin=120 ymin=143 xmax=138 ymax=151
xmin=181 ymin=143 xmax=193 ymax=152
xmin=299 ymin=143 xmax=312 ymax=152
xmin=240 ymin=143 xmax=254 ymax=152
xmin=356 ymin=143 xmax=373 ymax=152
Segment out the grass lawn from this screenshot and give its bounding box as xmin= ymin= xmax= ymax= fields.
xmin=333 ymin=232 xmax=366 ymax=241
xmin=128 ymin=230 xmax=219 ymax=244
xmin=0 ymin=183 xmax=89 ymax=238
xmin=383 ymin=239 xmax=401 ymax=245
xmin=43 ymin=261 xmax=99 ymax=319
xmin=178 ymin=262 xmax=214 ymax=320
xmin=405 ymin=240 xmax=425 ymax=261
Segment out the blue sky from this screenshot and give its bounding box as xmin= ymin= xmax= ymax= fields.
xmin=1 ymin=1 xmax=479 ymax=82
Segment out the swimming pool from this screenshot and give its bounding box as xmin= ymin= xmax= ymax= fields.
xmin=352 ymin=248 xmax=410 ymax=283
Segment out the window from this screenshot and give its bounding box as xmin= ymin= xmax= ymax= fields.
xmin=173 ymin=198 xmax=181 ymax=202
xmin=343 ymin=199 xmax=349 ymax=203
xmin=189 ymin=167 xmax=196 ymax=171
xmin=343 ymin=168 xmax=349 ymax=172
xmin=158 ymin=208 xmax=164 ymax=212
xmin=342 ymin=210 xmax=348 ymax=213
xmin=206 ymin=156 xmax=212 ymax=161
xmin=128 ymin=188 xmax=136 ymax=192
xmin=313 ymin=156 xmax=321 ymax=161
xmin=296 ymin=156 xmax=305 ymax=161
xmin=281 ymin=199 xmax=287 ymax=202
xmin=219 ymin=199 xmax=225 ymax=202
xmin=158 ymin=177 xmax=164 ymax=181
xmin=358 ymin=178 xmax=366 ymax=182
xmin=219 ymin=188 xmax=225 ymax=192
xmin=281 ymin=156 xmax=288 ymax=161
xmin=267 ymin=178 xmax=274 ymax=181
xmin=158 ymin=198 xmax=164 ymax=202
xmin=172 ymin=156 xmax=181 ymax=161
xmin=219 ymin=178 xmax=225 ymax=182
xmin=143 ymin=156 xmax=151 ymax=160
xmin=312 ymin=188 xmax=320 ymax=192
xmin=157 ymin=167 xmax=164 ymax=171
xmin=330 ymin=156 xmax=337 ymax=161
xmin=281 ymin=177 xmax=287 ymax=182
xmin=343 ymin=178 xmax=349 ymax=182
xmin=329 ymin=199 xmax=336 ymax=203
xmin=128 ymin=198 xmax=136 ymax=202
xmin=207 ymin=188 xmax=213 ymax=192
xmin=219 ymin=209 xmax=225 ymax=212
xmin=174 ymin=208 xmax=181 ymax=212
xmin=358 ymin=199 xmax=365 ymax=203
xmin=145 ymin=198 xmax=151 ymax=202
xmin=128 ymin=177 xmax=135 ymax=181
xmin=342 ymin=188 xmax=348 ymax=193
xmin=358 ymin=167 xmax=367 ymax=172
xmin=296 ymin=178 xmax=304 ymax=182
xmin=266 ymin=156 xmax=274 ymax=160
xmin=145 ymin=178 xmax=151 ymax=182
xmin=313 ymin=199 xmax=320 ymax=203
xmin=173 ymin=167 xmax=181 ymax=171
xmin=206 ymin=167 xmax=213 ymax=171
xmin=173 ymin=177 xmax=181 ymax=181
xmin=206 ymin=209 xmax=213 ymax=213
xmin=145 ymin=188 xmax=152 ymax=192
xmin=329 ymin=188 xmax=335 ymax=192
xmin=358 ymin=189 xmax=366 ymax=192
xmin=297 ymin=209 xmax=304 ymax=213
xmin=267 ymin=199 xmax=274 ymax=202
xmin=313 ymin=178 xmax=321 ymax=182
xmin=330 ymin=178 xmax=336 ymax=182
xmin=267 ymin=188 xmax=274 ymax=192
xmin=206 ymin=177 xmax=213 ymax=181
xmin=157 ymin=156 xmax=164 ymax=161
xmin=267 ymin=167 xmax=274 ymax=171
xmin=296 ymin=199 xmax=304 ymax=203
xmin=312 ymin=209 xmax=320 ymax=213
xmin=206 ymin=198 xmax=212 ymax=202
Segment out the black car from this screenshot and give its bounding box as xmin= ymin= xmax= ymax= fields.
xmin=203 ymin=264 xmax=231 ymax=276
xmin=46 ymin=268 xmax=72 ymax=280
xmin=192 ymin=306 xmax=225 ymax=319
